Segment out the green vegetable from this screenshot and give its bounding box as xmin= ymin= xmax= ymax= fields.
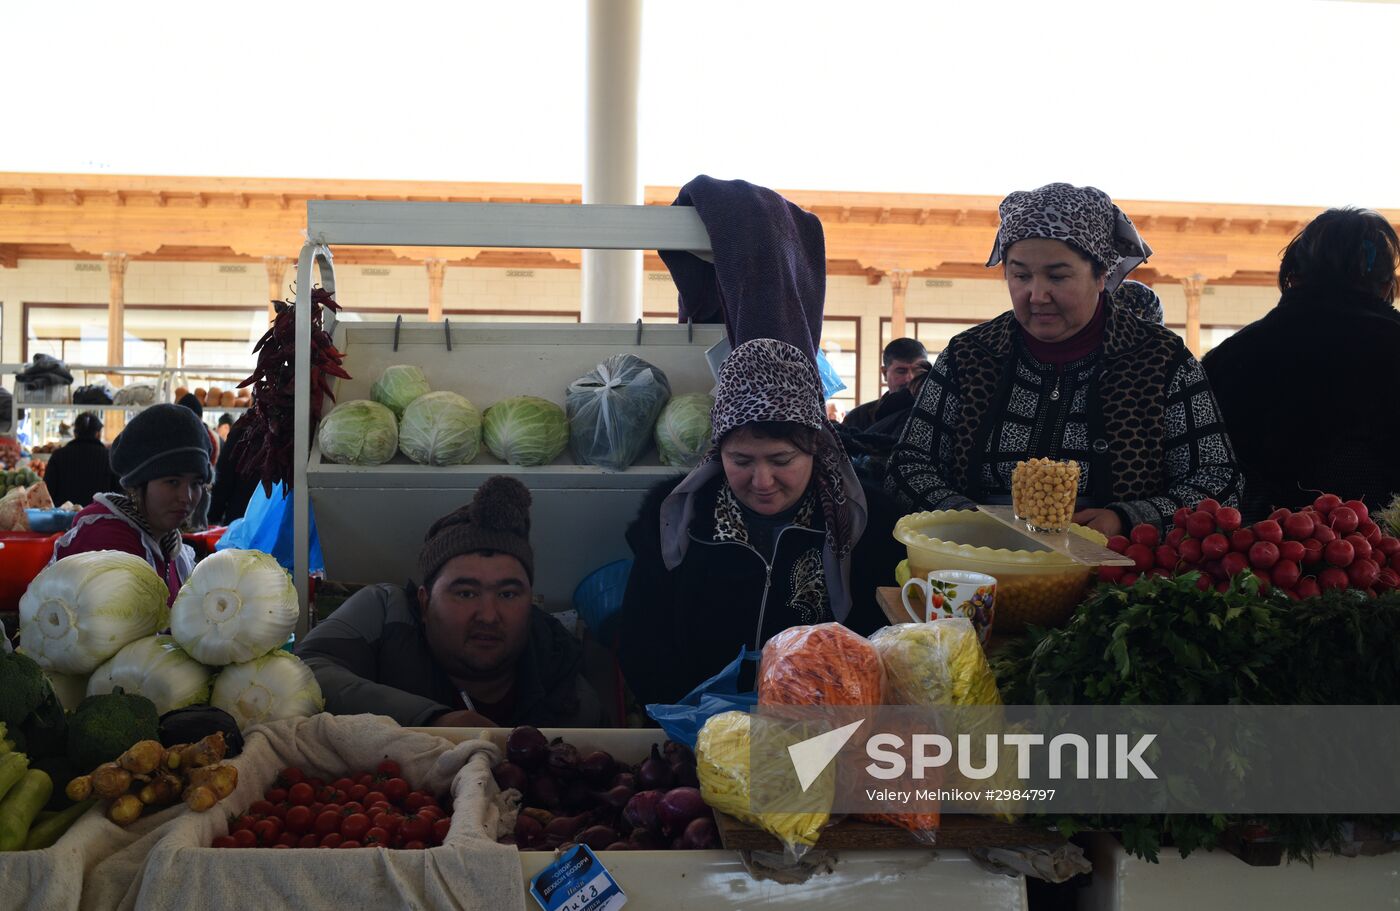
xmin=482 ymin=396 xmax=569 ymax=467
xmin=18 ymin=688 xmax=67 ymax=763
xmin=0 ymin=652 xmax=47 ymax=728
xmin=0 ymin=770 xmax=53 ymax=851
xmin=88 ymin=634 xmax=213 ymax=714
xmin=67 ymin=689 xmax=160 ymax=774
xmin=0 ymin=722 xmax=13 ymax=755
xmin=18 ymin=551 xmax=170 ymax=674
xmin=370 ymin=365 xmax=431 ymax=418
xmin=398 ymin=391 xmax=481 ymax=466
xmin=317 ymin=399 xmax=399 ymax=466
xmin=170 ymin=550 xmax=297 ymax=666
xmin=0 ymin=752 xmax=29 ymax=805
xmin=22 ymin=798 xmax=96 ymax=850
xmin=653 ymin=393 xmax=715 ymax=468
xmin=210 ymin=650 xmax=324 ymax=730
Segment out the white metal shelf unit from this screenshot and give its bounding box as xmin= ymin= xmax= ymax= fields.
xmin=291 ymin=201 xmax=713 ymax=632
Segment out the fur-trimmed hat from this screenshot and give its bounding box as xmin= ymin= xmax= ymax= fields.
xmin=417 ymin=476 xmax=534 ymax=585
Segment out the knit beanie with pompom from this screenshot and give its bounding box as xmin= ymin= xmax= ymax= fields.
xmin=417 ymin=475 xmax=534 ymax=585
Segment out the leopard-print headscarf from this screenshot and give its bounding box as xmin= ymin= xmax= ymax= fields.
xmin=658 ymin=339 xmax=869 ymax=620
xmin=1111 ymin=279 xmax=1165 ymax=325
xmin=985 ymin=183 xmax=1152 ymax=292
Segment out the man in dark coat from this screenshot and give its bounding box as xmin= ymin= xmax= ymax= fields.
xmin=41 ymin=411 xmax=118 ymax=507
xmin=842 ymin=337 xmax=928 ymax=432
xmin=297 ymin=476 xmax=602 ymax=728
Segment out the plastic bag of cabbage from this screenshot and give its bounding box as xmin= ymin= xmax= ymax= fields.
xmin=654 ymin=392 xmax=714 ymax=468
xmin=371 ymin=364 xmax=430 ymax=418
xmin=399 ymin=391 xmax=481 ymax=465
xmin=318 ymin=399 xmax=398 ymax=465
xmin=482 ymin=395 xmax=569 ymax=467
xmin=566 ymin=354 xmax=671 ymax=471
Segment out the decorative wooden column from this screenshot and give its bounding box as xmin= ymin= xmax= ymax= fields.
xmin=889 ymin=269 xmax=911 ymax=339
xmin=1181 ymin=274 xmax=1206 ymax=357
xmin=264 ymin=256 xmax=290 ymax=321
xmin=104 ymin=253 xmax=129 ymax=377
xmin=425 ymin=258 xmax=446 ymax=321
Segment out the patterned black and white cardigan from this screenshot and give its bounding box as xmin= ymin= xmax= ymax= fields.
xmin=884 ymin=307 xmax=1242 ymax=531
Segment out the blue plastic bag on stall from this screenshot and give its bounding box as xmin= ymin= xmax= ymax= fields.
xmin=217 ymin=482 xmax=325 ymax=574
xmin=646 ymin=647 xmax=760 ymax=748
xmin=815 ymin=349 xmax=847 ymax=399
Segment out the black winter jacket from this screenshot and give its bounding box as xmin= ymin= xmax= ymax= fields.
xmin=1203 ymin=288 xmax=1400 ymax=520
xmin=618 ymin=475 xmax=906 ymax=707
xmin=42 ymin=437 xmax=119 ymax=508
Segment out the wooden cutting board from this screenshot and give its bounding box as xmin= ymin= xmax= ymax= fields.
xmin=713 ymin=811 xmax=1065 ymax=851
xmin=975 ymin=504 xmax=1135 ymax=567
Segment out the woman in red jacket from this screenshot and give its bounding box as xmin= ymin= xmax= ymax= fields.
xmin=51 ymin=403 xmax=213 ymax=603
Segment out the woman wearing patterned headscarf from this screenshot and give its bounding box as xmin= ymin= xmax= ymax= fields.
xmin=618 ymin=339 xmax=907 ymax=706
xmin=886 ymin=183 xmax=1242 ymax=536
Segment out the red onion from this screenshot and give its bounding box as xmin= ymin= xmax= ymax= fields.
xmin=507 ymin=726 xmax=549 ymax=771
xmin=577 ymin=825 xmax=619 ymax=851
xmin=637 ymin=744 xmax=674 ymax=791
xmin=579 ymin=751 xmax=616 ymax=786
xmin=492 ymin=762 xmax=528 ymax=794
xmin=679 ymin=816 xmax=718 ymax=849
xmin=656 ymin=787 xmax=707 ymax=836
xmin=623 ymin=789 xmax=665 ymax=832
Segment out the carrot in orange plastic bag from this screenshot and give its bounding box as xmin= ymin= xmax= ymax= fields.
xmin=757 ymin=623 xmax=885 ymax=707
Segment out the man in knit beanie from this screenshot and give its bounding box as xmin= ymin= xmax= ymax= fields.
xmin=298 ymin=476 xmax=602 ymax=729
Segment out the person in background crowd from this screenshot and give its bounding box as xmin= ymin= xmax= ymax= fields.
xmin=841 ymin=337 xmax=928 ymax=433
xmin=618 ymin=339 xmax=906 ymax=707
xmin=1204 ymin=207 xmax=1400 ymax=520
xmin=216 ymin=412 xmax=233 ymax=442
xmin=51 ymin=404 xmax=211 ymax=603
xmin=298 ymin=476 xmax=602 ymax=729
xmin=41 ymin=411 xmax=118 ymax=508
xmin=176 ymin=393 xmax=218 ymax=531
xmin=209 ymin=415 xmax=259 ymax=525
xmin=886 ymin=182 xmax=1242 ymax=535
xmin=1112 ymin=279 xmax=1165 ymax=325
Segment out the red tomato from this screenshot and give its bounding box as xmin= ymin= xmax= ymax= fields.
xmin=1325 ymin=539 xmax=1355 ymax=568
xmin=348 ymin=784 xmax=369 ymax=802
xmin=367 ymin=802 xmax=392 ymax=817
xmin=1106 ymin=535 xmax=1131 ymax=554
xmin=306 ymin=778 xmax=326 ymax=792
xmin=268 ymin=804 xmax=288 ymax=821
xmin=253 ymin=819 xmax=282 ymax=845
xmin=319 ymin=833 xmax=343 ymax=849
xmin=1196 ymin=498 xmax=1221 ymax=515
xmin=265 ymin=787 xmax=288 ymax=804
xmin=285 ymin=805 xmax=314 ymax=834
xmin=340 ymin=813 xmax=371 ymax=842
xmin=1296 ymin=577 xmax=1321 ymax=598
xmin=400 ymin=814 xmax=433 ymax=844
xmin=1215 ymin=507 xmax=1243 ymax=533
xmin=1272 ymin=560 xmax=1301 ymax=589
xmin=383 ymin=778 xmax=411 ymax=803
xmin=333 ymin=777 xmax=355 ymax=793
xmin=277 ymin=832 xmax=299 ymax=848
xmin=314 ymin=810 xmax=341 ymax=836
xmin=403 ymin=793 xmax=431 ymax=813
xmin=416 ymin=805 xmax=446 ymax=822
xmin=1349 ymin=559 xmax=1380 ymax=589
xmin=288 ymin=782 xmax=315 ymax=806
xmin=341 ymin=802 xmax=365 ymax=817
xmin=357 ymin=773 xmax=375 ymax=787
xmin=432 ymin=817 xmax=451 ymax=844
xmin=1173 ymin=507 xmax=1191 ymax=530
xmin=316 ymin=786 xmax=337 ymax=803
xmin=403 ymin=840 xmax=427 ymax=850
xmin=232 ymin=829 xmax=257 ymax=849
xmin=1252 ymin=520 xmax=1283 ymax=545
xmin=1248 ymin=541 xmax=1279 ymax=570
xmin=1222 ymin=552 xmax=1249 ymax=578
xmin=1185 ymin=512 xmax=1217 ymax=540
xmin=1130 ymin=524 xmax=1160 ymax=548
xmin=1329 ymin=507 xmax=1360 ymax=536
xmin=230 ymin=815 xmax=255 ymax=834
xmin=212 ymin=835 xmax=237 ymax=849
xmin=249 ymin=800 xmax=275 ymax=818
xmin=363 ymin=791 xmax=387 ymax=808
xmin=298 ymin=833 xmax=319 ymax=849
xmin=272 ymin=844 xmax=290 ymax=849
xmin=1154 ymin=545 xmax=1179 ymax=571
xmin=1346 ymin=534 xmax=1373 ymax=562
xmin=1283 ymin=513 xmax=1315 ymax=541
xmin=1314 ymin=494 xmax=1343 ymax=513
xmin=373 ymin=812 xmax=401 ymax=837
xmin=376 ymin=760 xmax=403 ymax=779
xmin=364 ymin=827 xmax=390 ymax=846
xmin=1278 ymin=541 xmax=1306 ymax=563
xmin=339 ymin=840 xmax=362 ymax=849
xmin=1343 ymin=499 xmax=1370 ymax=523
xmin=1230 ymin=529 xmax=1255 ymax=553
xmin=1202 ymin=533 xmax=1230 ymax=562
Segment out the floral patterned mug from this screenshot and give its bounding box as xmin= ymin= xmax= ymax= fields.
xmin=900 ymin=569 xmax=997 ymax=643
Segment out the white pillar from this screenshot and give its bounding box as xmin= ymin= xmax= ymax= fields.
xmin=582 ymin=0 xmax=643 ymax=324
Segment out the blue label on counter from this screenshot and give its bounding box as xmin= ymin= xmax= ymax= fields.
xmin=529 ymin=844 xmax=626 ymax=911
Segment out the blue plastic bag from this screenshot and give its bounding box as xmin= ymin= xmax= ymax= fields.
xmin=217 ymin=482 xmax=325 ymax=575
xmin=646 ymin=647 xmax=760 ymax=748
xmin=815 ymin=349 xmax=847 ymax=399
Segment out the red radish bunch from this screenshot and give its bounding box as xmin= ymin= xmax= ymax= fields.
xmin=1099 ymin=495 xmax=1400 ymax=600
xmin=210 ymin=760 xmax=451 ymax=850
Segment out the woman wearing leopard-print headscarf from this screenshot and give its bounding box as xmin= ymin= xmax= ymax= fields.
xmin=618 ymin=339 xmax=907 ymax=707
xmin=886 ymin=183 xmax=1242 ymax=536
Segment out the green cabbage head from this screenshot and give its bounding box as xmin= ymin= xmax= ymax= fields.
xmin=318 ymin=400 xmax=398 ymax=465
xmin=482 ymin=396 xmax=569 ymax=467
xmin=654 ymin=393 xmax=715 ymax=468
xmin=399 ymin=391 xmax=481 ymax=466
xmin=371 ymin=365 xmax=431 ymax=418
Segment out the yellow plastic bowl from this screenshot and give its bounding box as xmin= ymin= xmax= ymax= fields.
xmin=893 ymin=510 xmax=1105 ymax=632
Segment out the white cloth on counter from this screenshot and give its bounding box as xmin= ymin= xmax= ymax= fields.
xmin=83 ymin=713 xmax=527 ymax=911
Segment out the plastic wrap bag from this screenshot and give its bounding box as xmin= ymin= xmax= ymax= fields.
xmin=112 ymin=383 xmax=159 ymax=407
xmin=646 ymin=646 xmax=759 ymax=748
xmin=757 ymin=623 xmax=885 ymax=707
xmin=696 ymin=710 xmax=830 ymax=862
xmin=869 ymin=619 xmax=1002 ymax=708
xmin=565 ymin=354 xmax=671 ymax=471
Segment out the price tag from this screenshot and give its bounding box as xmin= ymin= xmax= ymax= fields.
xmin=529 ymin=844 xmax=626 ymax=911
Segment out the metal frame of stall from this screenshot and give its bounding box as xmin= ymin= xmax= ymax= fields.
xmin=289 ymin=200 xmax=714 ymax=634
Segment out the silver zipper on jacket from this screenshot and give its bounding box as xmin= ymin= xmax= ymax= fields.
xmin=688 ymin=525 xmax=823 ymax=651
